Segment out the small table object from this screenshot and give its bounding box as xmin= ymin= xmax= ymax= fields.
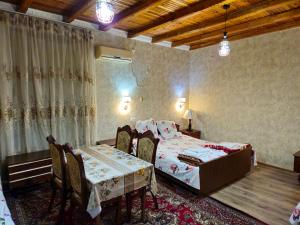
xmin=180 ymin=129 xmax=201 ymax=139
xmin=96 ymin=138 xmax=116 ymax=146
xmin=294 ymin=151 xmax=300 ymax=181
xmin=7 ymin=150 xmax=52 ymax=189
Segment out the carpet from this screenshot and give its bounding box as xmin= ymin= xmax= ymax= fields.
xmin=5 ymin=179 xmax=267 ymax=225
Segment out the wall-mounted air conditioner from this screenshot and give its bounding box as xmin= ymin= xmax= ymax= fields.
xmin=95 ymin=46 xmax=133 ymax=63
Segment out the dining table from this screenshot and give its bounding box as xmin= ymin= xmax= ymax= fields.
xmin=74 ymin=144 xmax=158 ymax=224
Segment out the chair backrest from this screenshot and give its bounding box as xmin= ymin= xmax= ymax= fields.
xmin=115 ymin=125 xmax=134 ymax=154
xmin=46 ymin=135 xmax=66 ymax=186
xmin=64 ymin=144 xmax=89 ymax=208
xmin=136 ymin=130 xmax=159 ymax=165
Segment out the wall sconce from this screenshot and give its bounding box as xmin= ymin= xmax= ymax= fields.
xmin=120 ymin=96 xmax=131 ymax=113
xmin=176 ymin=97 xmax=186 ymax=112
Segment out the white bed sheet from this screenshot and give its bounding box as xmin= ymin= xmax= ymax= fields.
xmin=154 ymin=134 xmax=221 ymax=190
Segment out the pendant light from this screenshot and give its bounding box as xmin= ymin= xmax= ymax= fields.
xmin=96 ymin=0 xmax=114 ymax=24
xmin=219 ymin=4 xmax=230 ymax=57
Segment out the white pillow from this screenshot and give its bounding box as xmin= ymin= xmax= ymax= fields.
xmin=135 ymin=118 xmax=159 ymax=138
xmin=156 ymin=120 xmax=177 ymax=139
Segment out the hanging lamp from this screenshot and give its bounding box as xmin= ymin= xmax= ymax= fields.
xmin=96 ymin=0 xmax=114 ymax=24
xmin=219 ymin=4 xmax=231 ymax=57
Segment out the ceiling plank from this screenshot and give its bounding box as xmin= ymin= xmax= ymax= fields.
xmin=172 ymin=7 xmax=300 ymax=47
xmin=190 ymin=18 xmax=300 ymax=50
xmin=152 ymin=0 xmax=297 ymax=43
xmin=17 ymin=0 xmax=33 ymax=13
xmin=99 ymin=0 xmax=168 ymax=31
xmin=127 ymin=0 xmax=226 ymax=38
xmin=63 ymin=0 xmax=95 ymax=23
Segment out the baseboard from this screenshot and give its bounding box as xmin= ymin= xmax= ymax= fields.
xmin=257 ymin=161 xmax=293 ymax=172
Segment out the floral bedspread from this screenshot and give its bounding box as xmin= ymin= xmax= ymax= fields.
xmin=0 ymin=179 xmax=14 ymax=225
xmin=74 ymin=145 xmax=157 ymax=219
xmin=133 ymin=134 xmax=253 ymax=190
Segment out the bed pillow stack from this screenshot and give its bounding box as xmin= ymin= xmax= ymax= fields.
xmin=135 ymin=118 xmax=159 ymax=138
xmin=156 ymin=120 xmax=178 ymax=139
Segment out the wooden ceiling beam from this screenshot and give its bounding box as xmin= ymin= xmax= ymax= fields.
xmin=152 ymin=0 xmax=297 ymax=43
xmin=172 ymin=8 xmax=300 ymax=47
xmin=17 ymin=0 xmax=33 ymax=13
xmin=127 ymin=0 xmax=226 ymax=38
xmin=63 ymin=0 xmax=95 ymax=23
xmin=99 ymin=0 xmax=168 ymax=31
xmin=190 ymin=18 xmax=300 ymax=50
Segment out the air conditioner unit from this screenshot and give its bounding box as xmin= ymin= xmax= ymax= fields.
xmin=95 ymin=46 xmax=133 ymax=63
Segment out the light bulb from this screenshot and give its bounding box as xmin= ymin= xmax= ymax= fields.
xmin=96 ymin=0 xmax=114 ymax=24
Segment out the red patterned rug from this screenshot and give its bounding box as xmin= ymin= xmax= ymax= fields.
xmin=5 ymin=179 xmax=267 ymax=225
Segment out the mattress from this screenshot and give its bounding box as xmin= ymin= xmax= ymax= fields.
xmin=0 ymin=178 xmax=14 ymax=225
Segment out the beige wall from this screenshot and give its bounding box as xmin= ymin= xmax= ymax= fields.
xmin=189 ymin=27 xmax=300 ymax=170
xmin=94 ymin=32 xmax=190 ymax=140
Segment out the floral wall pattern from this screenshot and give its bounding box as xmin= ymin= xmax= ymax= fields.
xmin=189 ymin=27 xmax=300 ymax=170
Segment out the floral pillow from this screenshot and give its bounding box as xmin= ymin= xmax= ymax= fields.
xmin=156 ymin=120 xmax=178 ymax=139
xmin=135 ymin=118 xmax=159 ymax=138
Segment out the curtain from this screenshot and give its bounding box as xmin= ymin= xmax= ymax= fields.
xmin=0 ymin=11 xmax=96 ymax=161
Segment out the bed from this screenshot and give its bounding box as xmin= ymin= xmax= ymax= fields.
xmin=0 ymin=178 xmax=14 ymax=225
xmin=133 ymin=122 xmax=253 ymax=195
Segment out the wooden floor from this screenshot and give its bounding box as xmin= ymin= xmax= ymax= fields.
xmin=212 ymin=163 xmax=300 ymax=225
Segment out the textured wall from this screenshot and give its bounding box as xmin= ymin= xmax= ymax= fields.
xmin=189 ymin=27 xmax=300 ymax=170
xmin=94 ymin=32 xmax=190 ymax=140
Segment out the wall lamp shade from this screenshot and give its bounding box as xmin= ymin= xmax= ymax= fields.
xmin=122 ymin=96 xmax=132 ymax=103
xmin=178 ymin=98 xmax=186 ymax=110
xmin=96 ymin=0 xmax=114 ymax=24
xmin=120 ymin=96 xmax=131 ymax=113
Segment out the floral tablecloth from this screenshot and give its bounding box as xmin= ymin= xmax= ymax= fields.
xmin=74 ymin=145 xmax=157 ymax=218
xmin=0 ymin=178 xmax=14 ymax=225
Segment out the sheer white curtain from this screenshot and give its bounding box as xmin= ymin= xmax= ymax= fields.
xmin=0 ymin=11 xmax=96 ymax=161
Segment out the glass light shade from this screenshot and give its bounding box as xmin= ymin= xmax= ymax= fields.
xmin=219 ymin=36 xmax=230 ymax=57
xmin=96 ymin=0 xmax=114 ymax=24
xmin=183 ymin=109 xmax=193 ymax=119
xmin=122 ymin=96 xmax=131 ymax=103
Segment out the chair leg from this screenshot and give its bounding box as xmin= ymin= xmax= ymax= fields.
xmin=115 ymin=197 xmax=122 ymax=225
xmin=48 ymin=182 xmax=57 ymax=213
xmin=150 ymin=191 xmax=158 ymax=209
xmin=68 ymin=198 xmax=75 ymax=225
xmin=56 ymin=190 xmax=67 ymax=225
xmin=126 ymin=193 xmax=132 ymax=222
xmin=140 ymin=187 xmax=146 ymax=222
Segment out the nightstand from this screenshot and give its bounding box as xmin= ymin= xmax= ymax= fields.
xmin=7 ymin=150 xmax=52 ymax=189
xmin=180 ymin=129 xmax=201 ymax=139
xmin=294 ymin=151 xmax=300 ymax=181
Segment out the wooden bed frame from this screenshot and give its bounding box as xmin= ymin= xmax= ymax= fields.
xmin=155 ymin=124 xmax=252 ymax=195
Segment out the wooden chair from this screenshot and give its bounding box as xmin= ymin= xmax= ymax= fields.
xmin=64 ymin=144 xmax=122 ymax=225
xmin=126 ymin=130 xmax=159 ymax=222
xmin=115 ymin=125 xmax=134 ymax=154
xmin=136 ymin=130 xmax=159 ymax=210
xmin=46 ymin=135 xmax=70 ymax=225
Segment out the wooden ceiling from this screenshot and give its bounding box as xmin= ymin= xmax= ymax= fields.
xmin=3 ymin=0 xmax=300 ymax=50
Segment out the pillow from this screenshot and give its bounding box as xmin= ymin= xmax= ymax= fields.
xmin=135 ymin=118 xmax=159 ymax=138
xmin=156 ymin=120 xmax=177 ymax=139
